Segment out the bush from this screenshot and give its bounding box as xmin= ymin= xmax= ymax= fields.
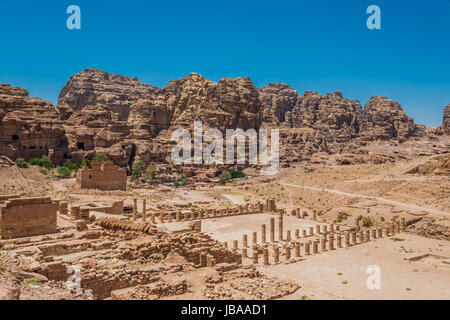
xmin=144 ymin=163 xmax=157 ymax=181
xmin=362 ymin=216 xmax=373 ymax=227
xmin=56 ymin=166 xmax=72 ymax=177
xmin=218 ymin=171 xmax=232 ymax=185
xmin=16 ymin=158 xmax=28 ymax=168
xmin=28 ymin=155 xmax=52 ymax=168
xmin=174 ymin=175 xmax=188 ymax=187
xmin=131 ymin=160 xmax=145 ymax=182
xmin=230 ymin=169 xmax=245 ymax=179
xmin=39 ymin=167 xmax=48 ymax=175
xmin=92 ymin=152 xmax=109 ymax=162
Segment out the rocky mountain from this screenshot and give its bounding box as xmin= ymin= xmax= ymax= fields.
xmin=1 ymin=68 xmax=447 ymax=172
xmin=0 ymin=84 xmax=67 ymax=163
xmin=360 ymin=96 xmax=418 ymax=141
xmin=57 ymin=68 xmax=158 ymax=121
xmin=441 ymin=104 xmax=450 ymax=135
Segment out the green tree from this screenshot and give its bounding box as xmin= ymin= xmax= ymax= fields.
xmin=144 ymin=163 xmax=157 ymax=181
xmin=92 ymin=152 xmax=109 ymax=162
xmin=131 ymin=160 xmax=145 ymax=182
xmin=16 ymin=158 xmax=28 ymax=168
xmin=218 ymin=171 xmax=232 ymax=185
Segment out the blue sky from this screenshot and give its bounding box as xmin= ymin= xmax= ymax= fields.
xmin=0 ymin=0 xmax=449 ymax=126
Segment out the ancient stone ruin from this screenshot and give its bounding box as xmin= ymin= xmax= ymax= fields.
xmin=76 ymin=161 xmax=127 ymax=191
xmin=0 ymin=197 xmax=57 ymax=239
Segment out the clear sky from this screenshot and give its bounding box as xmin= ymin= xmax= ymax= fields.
xmin=0 ymin=0 xmax=449 ymax=126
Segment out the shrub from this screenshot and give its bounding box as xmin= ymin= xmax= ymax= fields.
xmin=39 ymin=167 xmax=48 ymax=175
xmin=29 ymin=155 xmax=52 ymax=168
xmin=230 ymin=169 xmax=245 ymax=179
xmin=92 ymin=152 xmax=109 ymax=162
xmin=131 ymin=160 xmax=145 ymax=182
xmin=174 ymin=175 xmax=188 ymax=187
xmin=16 ymin=158 xmax=28 ymax=168
xmin=144 ymin=163 xmax=157 ymax=181
xmin=218 ymin=171 xmax=232 ymax=185
xmin=361 ymin=216 xmax=373 ymax=227
xmin=56 ymin=166 xmax=72 ymax=177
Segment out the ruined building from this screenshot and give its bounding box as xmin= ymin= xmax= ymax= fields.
xmin=0 ymin=197 xmax=57 ymax=239
xmin=76 ymin=161 xmax=127 ymax=191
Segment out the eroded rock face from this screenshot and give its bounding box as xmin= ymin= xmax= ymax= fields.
xmin=289 ymin=90 xmax=362 ymax=143
xmin=360 ymin=96 xmax=417 ymax=141
xmin=57 ymin=68 xmax=158 ymax=121
xmin=0 ymin=84 xmax=67 ymax=163
xmin=129 ymin=73 xmax=262 ymax=135
xmin=442 ymin=104 xmax=450 ymax=135
xmin=258 ymin=83 xmax=300 ymax=125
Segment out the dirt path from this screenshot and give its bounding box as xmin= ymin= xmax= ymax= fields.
xmin=280 ymin=181 xmax=450 ymax=217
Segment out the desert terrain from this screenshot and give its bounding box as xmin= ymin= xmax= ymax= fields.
xmin=0 ymin=69 xmax=449 ymax=300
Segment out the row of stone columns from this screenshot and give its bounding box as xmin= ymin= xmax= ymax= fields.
xmin=237 ymin=222 xmax=406 ymax=265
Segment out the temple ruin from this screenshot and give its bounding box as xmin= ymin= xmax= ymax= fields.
xmin=76 ymin=161 xmax=127 ymax=191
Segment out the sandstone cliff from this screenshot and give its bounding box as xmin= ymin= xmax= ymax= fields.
xmin=0 ymin=84 xmax=67 ymax=163
xmin=57 ymin=68 xmax=158 ymax=121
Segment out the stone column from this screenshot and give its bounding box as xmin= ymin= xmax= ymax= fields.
xmin=168 ymin=212 xmax=173 ymax=222
xmin=312 ymin=211 xmax=317 ymax=221
xmin=400 ymin=218 xmax=406 ymax=232
xmin=305 ymin=242 xmax=311 ymax=255
xmin=302 ymin=229 xmax=307 ymax=238
xmin=313 ymin=241 xmax=318 ymax=254
xmin=274 ymin=246 xmax=280 ymax=263
xmin=133 ymin=199 xmax=138 ymax=221
xmin=160 ymin=212 xmax=165 ymax=223
xmin=323 ymin=225 xmax=328 ymax=234
xmin=176 ymin=212 xmax=180 ymax=222
xmin=270 ymin=218 xmax=275 ymax=243
xmin=278 ymin=213 xmax=283 ymax=241
xmin=378 ymin=227 xmax=383 ymax=238
xmin=330 ymin=224 xmax=334 ymax=232
xmin=371 ymin=228 xmax=377 ymax=239
xmin=321 ymin=237 xmax=327 ymax=252
xmin=242 ymin=247 xmax=247 ymax=258
xmin=286 ymin=230 xmax=291 ymax=241
xmin=243 ymin=234 xmax=248 ymax=248
xmin=142 ymin=199 xmax=147 ymax=222
xmin=252 ymin=232 xmax=257 ymax=246
xmin=252 ymin=245 xmax=259 ymax=264
xmin=336 ymin=225 xmax=340 ymax=231
xmin=316 ymin=225 xmax=321 ymax=235
xmin=365 ymin=230 xmax=370 ymax=242
xmin=295 ymin=242 xmax=301 ymax=257
xmin=261 ymin=224 xmax=266 ymax=243
xmin=151 ymin=213 xmax=156 ymax=224
xmin=351 ymin=232 xmax=357 ymax=245
xmin=309 ymin=227 xmax=314 ymax=236
xmin=285 ymin=245 xmax=291 ymax=260
xmin=263 ymin=247 xmax=269 ymax=265
xmin=345 ymin=232 xmax=350 ymax=247
xmin=233 ymin=240 xmax=238 ymax=250
xmin=337 ymin=234 xmax=342 ymax=248
xmin=395 ymin=221 xmax=400 ymax=233
xmin=329 ymin=235 xmax=335 ymax=250
xmin=359 ymin=231 xmax=364 ymax=243
xmin=295 ymin=229 xmax=299 ymax=239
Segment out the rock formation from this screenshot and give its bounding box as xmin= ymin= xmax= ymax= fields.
xmin=57 ymin=68 xmax=158 ymax=120
xmin=1 ymin=68 xmax=439 ymax=171
xmin=0 ymin=84 xmax=67 ymax=163
xmin=441 ymin=104 xmax=450 ymax=135
xmin=258 ymin=83 xmax=300 ymax=125
xmin=359 ymin=96 xmax=417 ymax=141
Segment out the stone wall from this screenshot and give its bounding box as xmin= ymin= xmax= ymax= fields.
xmin=0 ymin=197 xmax=57 ymax=239
xmin=76 ymin=161 xmax=127 ymax=191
